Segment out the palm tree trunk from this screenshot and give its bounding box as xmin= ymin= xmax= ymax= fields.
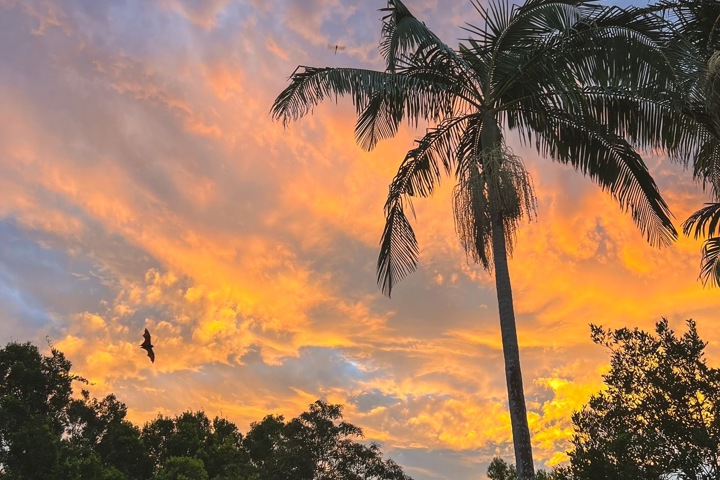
xmin=482 ymin=112 xmax=535 ymax=480
xmin=490 ymin=217 xmax=535 ymax=480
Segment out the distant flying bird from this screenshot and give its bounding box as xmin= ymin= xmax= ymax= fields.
xmin=140 ymin=328 xmax=155 ymax=363
xmin=327 ymin=43 xmax=346 ymax=55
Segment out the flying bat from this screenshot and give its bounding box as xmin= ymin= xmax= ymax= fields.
xmin=140 ymin=328 xmax=155 ymax=363
xmin=327 ymin=43 xmax=346 ymax=54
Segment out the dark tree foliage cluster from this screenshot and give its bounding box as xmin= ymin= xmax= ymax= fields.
xmin=568 ymin=319 xmax=720 ymax=480
xmin=487 ymin=319 xmax=720 ymax=480
xmin=486 ymin=457 xmax=569 ymax=480
xmin=0 ymin=342 xmax=412 ymax=480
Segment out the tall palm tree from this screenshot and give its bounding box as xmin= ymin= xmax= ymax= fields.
xmin=272 ymin=0 xmax=679 ymax=477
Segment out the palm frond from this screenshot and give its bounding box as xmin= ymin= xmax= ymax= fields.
xmin=493 ymin=39 xmax=695 ymax=169
xmin=271 ymin=67 xmax=452 ymax=136
xmin=583 ymin=89 xmax=703 ymax=163
xmin=379 ymin=0 xmax=450 ymax=73
xmin=377 ymin=197 xmax=418 ymax=297
xmin=494 ymin=8 xmax=681 ymax=129
xmin=708 ymin=51 xmax=720 ymax=130
xmin=465 ymin=0 xmax=512 ymax=46
xmin=462 ymin=2 xmax=648 ymax=112
xmin=586 ymin=3 xmax=671 ymax=44
xmin=376 ymin=160 xmax=433 ymax=297
xmin=458 ymin=40 xmax=490 ymax=86
xmin=691 ymin=136 xmax=720 ymax=195
xmin=657 ymin=0 xmax=720 ymax=53
xmin=355 ymin=93 xmax=403 ymax=151
xmin=399 ymin=43 xmax=483 ymax=112
xmin=512 ymin=105 xmax=677 ymax=247
xmin=379 ymin=2 xmax=478 ymax=105
xmin=568 ymin=26 xmax=674 ymax=89
xmin=682 ymin=202 xmax=720 ymax=239
xmin=483 ymin=40 xmax=580 ymax=112
xmin=354 ymin=42 xmax=482 ymax=151
xmin=396 ymin=117 xmax=471 ymax=198
xmin=377 ymin=118 xmax=469 ymax=295
xmin=699 ymin=236 xmax=720 ymax=287
xmin=464 ymin=1 xmax=585 ymax=54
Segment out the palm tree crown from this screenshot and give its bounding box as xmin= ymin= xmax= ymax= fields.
xmin=274 ymin=0 xmax=678 ymax=293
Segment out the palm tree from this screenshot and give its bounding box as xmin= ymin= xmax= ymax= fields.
xmin=652 ymin=0 xmax=720 ymax=285
xmin=272 ymin=0 xmax=679 ymax=477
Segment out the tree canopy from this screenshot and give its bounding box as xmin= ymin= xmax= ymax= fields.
xmin=568 ymin=319 xmax=720 ymax=479
xmin=0 ymin=341 xmax=413 ymax=480
xmin=486 ymin=457 xmax=569 ymax=480
xmin=486 ymin=318 xmax=720 ymax=479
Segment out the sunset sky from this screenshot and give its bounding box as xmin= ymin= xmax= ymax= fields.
xmin=1 ymin=0 xmax=718 ymax=478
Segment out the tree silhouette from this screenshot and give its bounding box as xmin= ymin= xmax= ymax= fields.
xmin=569 ymin=319 xmax=720 ymax=479
xmin=0 ymin=341 xmax=413 ymax=479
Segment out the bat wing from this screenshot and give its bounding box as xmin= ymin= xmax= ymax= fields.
xmin=140 ymin=328 xmax=155 ymax=363
xmin=141 ymin=329 xmax=152 ymax=347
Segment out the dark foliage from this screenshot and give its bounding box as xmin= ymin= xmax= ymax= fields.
xmin=0 ymin=341 xmax=413 ymax=480
xmin=242 ymin=400 xmax=411 ymax=480
xmin=568 ymin=319 xmax=720 ymax=479
xmin=486 ymin=457 xmax=571 ymax=480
